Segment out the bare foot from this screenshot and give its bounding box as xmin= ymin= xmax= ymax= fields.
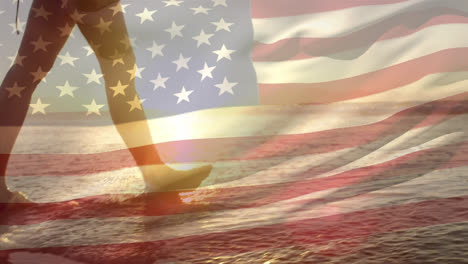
xmin=0 ymin=191 xmax=32 ymax=203
xmin=143 ymin=164 xmax=213 ymax=192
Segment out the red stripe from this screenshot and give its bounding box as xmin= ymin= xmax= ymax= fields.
xmin=258 ymin=48 xmax=468 ymax=104
xmin=1 ymin=196 xmax=466 ymax=263
xmin=5 ymin=92 xmax=468 ymax=177
xmin=2 ymin=141 xmax=466 ymax=225
xmin=251 ymin=0 xmax=409 ymax=18
xmin=253 ymin=12 xmax=468 ymax=61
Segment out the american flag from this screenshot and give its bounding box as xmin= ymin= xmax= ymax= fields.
xmin=0 ymin=0 xmax=467 ymax=263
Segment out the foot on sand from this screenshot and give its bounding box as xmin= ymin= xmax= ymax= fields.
xmin=143 ymin=164 xmax=213 ymax=192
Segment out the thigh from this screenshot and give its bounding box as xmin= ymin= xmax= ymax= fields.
xmin=17 ymin=0 xmax=76 ymax=72
xmin=76 ymin=1 xmax=132 ymax=60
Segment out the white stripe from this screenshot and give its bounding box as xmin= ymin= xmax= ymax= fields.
xmin=253 ymin=0 xmax=468 ymax=44
xmin=254 ymin=24 xmax=468 ymax=84
xmin=10 ymin=71 xmax=468 ymax=154
xmin=1 ymin=166 xmax=466 ymax=250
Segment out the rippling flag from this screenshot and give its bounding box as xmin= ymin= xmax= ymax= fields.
xmin=1 ymin=0 xmax=468 ymax=263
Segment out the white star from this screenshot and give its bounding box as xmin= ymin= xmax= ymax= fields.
xmin=211 ymin=18 xmax=233 ymax=32
xmin=215 ymin=77 xmax=237 ymax=95
xmin=163 ymin=0 xmax=183 ymax=7
xmin=172 ymin=54 xmax=191 ymax=71
xmin=109 ymin=80 xmax=128 ymax=96
xmin=30 ymin=67 xmax=48 ymax=83
xmin=212 ymin=0 xmax=228 ymax=7
xmin=58 ymin=51 xmax=79 ymax=66
xmin=57 ymin=22 xmax=75 ymax=38
xmin=83 ymin=45 xmax=95 ymax=56
xmin=120 ymin=4 xmax=130 ymax=13
xmin=165 ymin=21 xmax=184 ymax=39
xmin=146 ymin=41 xmax=165 ymax=58
xmin=30 ymin=35 xmax=52 ymax=52
xmin=83 ymin=99 xmax=105 ymax=116
xmin=136 ymin=8 xmax=157 ymax=24
xmin=94 ymin=17 xmax=112 ymax=35
xmin=31 ymin=4 xmax=52 ymax=20
xmin=83 ymin=69 xmax=103 ymax=84
xmin=213 ymin=44 xmax=235 ymax=61
xmin=56 ymin=81 xmax=78 ymax=97
xmin=8 ymin=53 xmax=26 ymax=67
xmin=5 ymin=82 xmax=25 ymax=98
xmin=174 ymin=86 xmax=193 ymax=104
xmin=127 ymin=64 xmax=145 ymax=80
xmin=191 ymin=5 xmax=211 ymax=15
xmin=109 ymin=2 xmax=129 ymax=16
xmin=192 ymin=29 xmax=214 ymax=47
xmin=150 ymin=73 xmax=169 ymax=90
xmin=9 ymin=20 xmax=25 ymax=34
xmin=127 ymin=95 xmax=145 ymax=112
xmin=30 ymin=98 xmax=50 ymax=115
xmin=197 ymin=62 xmax=216 ymax=81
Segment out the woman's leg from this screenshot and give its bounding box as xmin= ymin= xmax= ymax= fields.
xmin=76 ymin=2 xmax=211 ymax=191
xmin=0 ymin=0 xmax=76 ymax=201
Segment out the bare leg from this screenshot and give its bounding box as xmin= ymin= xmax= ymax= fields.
xmin=74 ymin=2 xmax=212 ymax=191
xmin=0 ymin=0 xmax=76 ymax=201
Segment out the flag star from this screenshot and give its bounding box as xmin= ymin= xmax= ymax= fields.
xmin=150 ymin=73 xmax=169 ymax=90
xmin=212 ymin=0 xmax=228 ymax=7
xmin=172 ymin=54 xmax=191 ymax=71
xmin=127 ymin=95 xmax=145 ymax=111
xmin=191 ymin=5 xmax=211 ymax=15
xmin=215 ymin=77 xmax=237 ymax=95
xmin=165 ymin=21 xmax=184 ymax=39
xmin=174 ymin=86 xmax=193 ymax=104
xmin=109 ymin=2 xmax=127 ymax=16
xmin=127 ymin=64 xmax=145 ymax=80
xmin=9 ymin=53 xmax=26 ymax=67
xmin=109 ymin=80 xmax=128 ymax=97
xmin=94 ymin=17 xmax=112 ymax=35
xmin=0 ymin=10 xmax=4 ymax=15
xmin=197 ymin=62 xmax=216 ymax=81
xmin=9 ymin=20 xmax=25 ymax=33
xmin=57 ymin=22 xmax=75 ymax=38
xmin=213 ymin=44 xmax=235 ymax=61
xmin=30 ymin=98 xmax=50 ymax=115
xmin=109 ymin=49 xmax=125 ymax=66
xmin=211 ymin=18 xmax=234 ymax=32
xmin=211 ymin=18 xmax=233 ymax=32
xmin=163 ymin=0 xmax=183 ymax=7
xmin=30 ymin=35 xmax=52 ymax=52
xmin=146 ymin=41 xmax=165 ymax=58
xmin=30 ymin=67 xmax=48 ymax=83
xmin=83 ymin=99 xmax=105 ymax=116
xmin=56 ymin=81 xmax=78 ymax=97
xmin=5 ymin=82 xmax=26 ymax=98
xmin=136 ymin=8 xmax=157 ymax=24
xmin=193 ymin=29 xmax=214 ymax=47
xmin=60 ymin=0 xmax=69 ymax=8
xmin=83 ymin=45 xmax=95 ymax=56
xmin=83 ymin=68 xmax=103 ymax=84
xmin=70 ymin=9 xmax=85 ymax=24
xmin=32 ymin=5 xmax=52 ymax=20
xmin=58 ymin=51 xmax=79 ymax=66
